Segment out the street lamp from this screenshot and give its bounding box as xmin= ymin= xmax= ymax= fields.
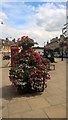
xmin=0 ymin=21 xmax=3 ymax=25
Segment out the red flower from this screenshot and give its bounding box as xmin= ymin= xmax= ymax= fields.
xmin=35 ymin=52 xmax=40 ymax=58
xmin=29 ymin=47 xmax=32 ymax=51
xmin=21 ymin=36 xmax=26 ymax=40
xmin=25 ymin=36 xmax=28 ymax=39
xmin=21 ymin=36 xmax=29 ymax=40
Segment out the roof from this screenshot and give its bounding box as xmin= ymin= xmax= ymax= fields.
xmin=33 ymin=46 xmax=44 ymax=49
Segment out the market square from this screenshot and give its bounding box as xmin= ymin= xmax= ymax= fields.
xmin=0 ymin=1 xmax=68 ymax=119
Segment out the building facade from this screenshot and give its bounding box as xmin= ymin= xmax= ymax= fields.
xmin=45 ymin=36 xmax=68 ymax=57
xmin=33 ymin=47 xmax=44 ymax=56
xmin=46 ymin=37 xmax=60 ymax=51
xmin=0 ymin=38 xmax=17 ymax=55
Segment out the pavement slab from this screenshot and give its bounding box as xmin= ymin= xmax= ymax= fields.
xmin=7 ymin=100 xmax=32 ymax=115
xmin=27 ymin=97 xmax=51 ymax=110
xmin=43 ymin=105 xmax=66 ymax=118
xmin=43 ymin=95 xmax=66 ymax=106
xmin=1 ymin=58 xmax=67 ymax=118
xmin=22 ymin=109 xmax=48 ymax=118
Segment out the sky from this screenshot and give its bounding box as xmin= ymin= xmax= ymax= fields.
xmin=0 ymin=1 xmax=67 ymax=46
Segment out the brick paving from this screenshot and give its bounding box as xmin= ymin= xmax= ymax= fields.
xmin=1 ymin=58 xmax=66 ymax=118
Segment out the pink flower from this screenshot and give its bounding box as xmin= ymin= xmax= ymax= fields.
xmin=17 ymin=38 xmax=21 ymax=41
xmin=46 ymin=74 xmax=51 ymax=79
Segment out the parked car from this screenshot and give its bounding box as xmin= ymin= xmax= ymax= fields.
xmin=3 ymin=54 xmax=11 ymax=60
xmin=54 ymin=53 xmax=68 ymax=58
xmin=63 ymin=54 xmax=68 ymax=58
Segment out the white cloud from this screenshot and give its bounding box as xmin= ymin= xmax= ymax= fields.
xmin=0 ymin=2 xmax=66 ymax=46
xmin=35 ymin=3 xmax=66 ymax=31
xmin=0 ymin=21 xmax=61 ymax=46
xmin=0 ymin=12 xmax=8 ymax=23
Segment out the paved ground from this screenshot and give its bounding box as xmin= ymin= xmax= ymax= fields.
xmin=1 ymin=58 xmax=67 ymax=118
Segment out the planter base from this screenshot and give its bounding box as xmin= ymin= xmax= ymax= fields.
xmin=17 ymin=84 xmax=45 ymax=94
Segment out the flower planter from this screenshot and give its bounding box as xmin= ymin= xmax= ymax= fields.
xmin=9 ymin=36 xmax=50 ymax=94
